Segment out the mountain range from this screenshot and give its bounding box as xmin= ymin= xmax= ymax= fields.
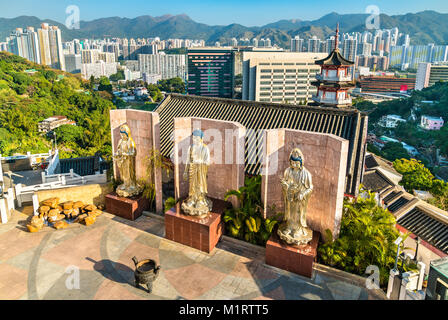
xmin=1 ymin=10 xmax=448 ymax=48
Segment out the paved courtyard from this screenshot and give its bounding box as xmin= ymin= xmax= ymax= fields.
xmin=0 ymin=210 xmax=384 ymax=300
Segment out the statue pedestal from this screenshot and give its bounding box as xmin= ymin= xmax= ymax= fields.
xmin=105 ymin=192 xmax=149 ymax=221
xmin=164 ymin=198 xmax=230 ymax=253
xmin=265 ymin=230 xmax=320 ymax=278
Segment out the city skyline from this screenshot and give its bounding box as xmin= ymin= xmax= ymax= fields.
xmin=1 ymin=0 xmax=448 ymax=27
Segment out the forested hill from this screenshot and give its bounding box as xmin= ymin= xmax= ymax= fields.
xmin=0 ymin=52 xmax=114 ymax=158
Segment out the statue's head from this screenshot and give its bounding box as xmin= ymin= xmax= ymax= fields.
xmin=119 ymin=124 xmax=131 ymax=141
xmin=192 ymin=129 xmax=204 ymax=145
xmin=289 ymin=148 xmax=304 ymax=170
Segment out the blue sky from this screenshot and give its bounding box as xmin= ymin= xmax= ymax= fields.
xmin=1 ymin=0 xmax=448 ymax=26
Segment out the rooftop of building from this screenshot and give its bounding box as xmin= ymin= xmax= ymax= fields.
xmin=422 ymin=115 xmax=444 ymax=121
xmin=430 ymin=257 xmax=448 ymax=277
xmin=41 ymin=115 xmax=68 ymax=122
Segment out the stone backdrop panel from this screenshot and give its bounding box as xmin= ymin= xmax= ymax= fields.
xmin=110 ymin=109 xmax=162 ymax=213
xmin=173 ymin=117 xmax=245 ymax=208
xmin=261 ymin=129 xmax=348 ymax=240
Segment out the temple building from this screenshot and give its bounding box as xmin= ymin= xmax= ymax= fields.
xmin=312 ymin=24 xmax=355 ymax=108
xmin=155 ymin=93 xmax=368 ymax=196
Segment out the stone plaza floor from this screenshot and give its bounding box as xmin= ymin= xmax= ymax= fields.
xmin=0 ymin=209 xmax=386 ymax=300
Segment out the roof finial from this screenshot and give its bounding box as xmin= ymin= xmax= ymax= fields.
xmin=335 ymin=23 xmax=339 ymax=51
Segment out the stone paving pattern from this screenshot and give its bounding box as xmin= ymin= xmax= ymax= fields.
xmin=0 ymin=210 xmax=378 ymax=300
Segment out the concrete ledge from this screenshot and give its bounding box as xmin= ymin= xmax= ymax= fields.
xmin=313 ymin=263 xmax=388 ymax=300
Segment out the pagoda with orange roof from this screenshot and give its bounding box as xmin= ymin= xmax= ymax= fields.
xmin=312 ymin=24 xmax=355 ymax=108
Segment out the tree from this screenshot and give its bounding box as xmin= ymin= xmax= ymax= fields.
xmin=54 ymin=124 xmax=84 ymax=144
xmin=393 ymin=158 xmax=434 ymax=192
xmin=147 ymin=84 xmax=164 ymax=102
xmin=157 ymin=77 xmax=185 ymax=93
xmin=381 ymin=142 xmax=410 ymax=161
xmin=98 ymin=76 xmax=112 ymax=93
xmin=109 ymin=70 xmax=125 ymax=82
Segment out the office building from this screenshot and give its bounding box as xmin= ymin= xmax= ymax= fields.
xmin=242 ymin=51 xmax=326 ymax=104
xmin=359 ymin=75 xmax=416 ymax=94
xmin=187 ymin=47 xmax=234 ymax=98
xmin=416 ymin=62 xmax=448 ymax=90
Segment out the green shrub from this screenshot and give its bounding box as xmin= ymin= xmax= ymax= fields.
xmin=223 ymin=175 xmax=282 ymax=246
xmin=318 ymin=188 xmax=413 ymax=288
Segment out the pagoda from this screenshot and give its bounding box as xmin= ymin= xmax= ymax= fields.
xmin=312 ymin=24 xmax=355 ymax=108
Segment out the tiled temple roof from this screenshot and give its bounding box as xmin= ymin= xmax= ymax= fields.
xmin=315 ymin=49 xmax=354 ymax=66
xmin=155 ymin=94 xmax=368 ymax=196
xmin=362 ymin=170 xmax=394 ymax=193
xmin=398 ymin=207 xmax=448 ymax=254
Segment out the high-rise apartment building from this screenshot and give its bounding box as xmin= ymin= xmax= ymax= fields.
xmin=358 ymin=42 xmax=372 ymax=56
xmin=187 ymin=47 xmax=234 ymax=98
xmin=325 ymin=37 xmax=337 ymax=54
xmin=64 ymin=54 xmax=82 ymax=74
xmin=342 ymin=37 xmax=357 ymax=63
xmin=291 ymin=36 xmax=304 ymax=52
xmin=307 ymin=37 xmax=321 ymax=53
xmin=47 ymin=25 xmax=65 ymax=71
xmin=390 ymin=44 xmax=448 ymax=70
xmin=242 ymin=51 xmax=326 ymax=104
xmin=6 ymin=24 xmax=65 ymax=70
xmin=356 ymin=55 xmax=389 ymax=71
xmin=7 ymin=27 xmax=41 ymax=64
xmin=81 ymin=60 xmax=117 ymax=79
xmin=138 ymin=53 xmax=186 ymax=80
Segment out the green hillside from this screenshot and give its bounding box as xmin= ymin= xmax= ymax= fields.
xmin=0 ymin=52 xmax=114 ymax=159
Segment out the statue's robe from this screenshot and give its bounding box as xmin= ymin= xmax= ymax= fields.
xmin=282 ymin=166 xmax=313 ymax=230
xmin=186 ymin=142 xmax=210 ymax=200
xmin=116 ymin=138 xmax=138 ymax=191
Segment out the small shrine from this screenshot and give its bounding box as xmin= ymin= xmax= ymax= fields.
xmin=312 ymin=24 xmax=355 ymax=108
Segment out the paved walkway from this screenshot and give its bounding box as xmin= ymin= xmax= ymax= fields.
xmin=0 ymin=210 xmax=382 ymax=300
